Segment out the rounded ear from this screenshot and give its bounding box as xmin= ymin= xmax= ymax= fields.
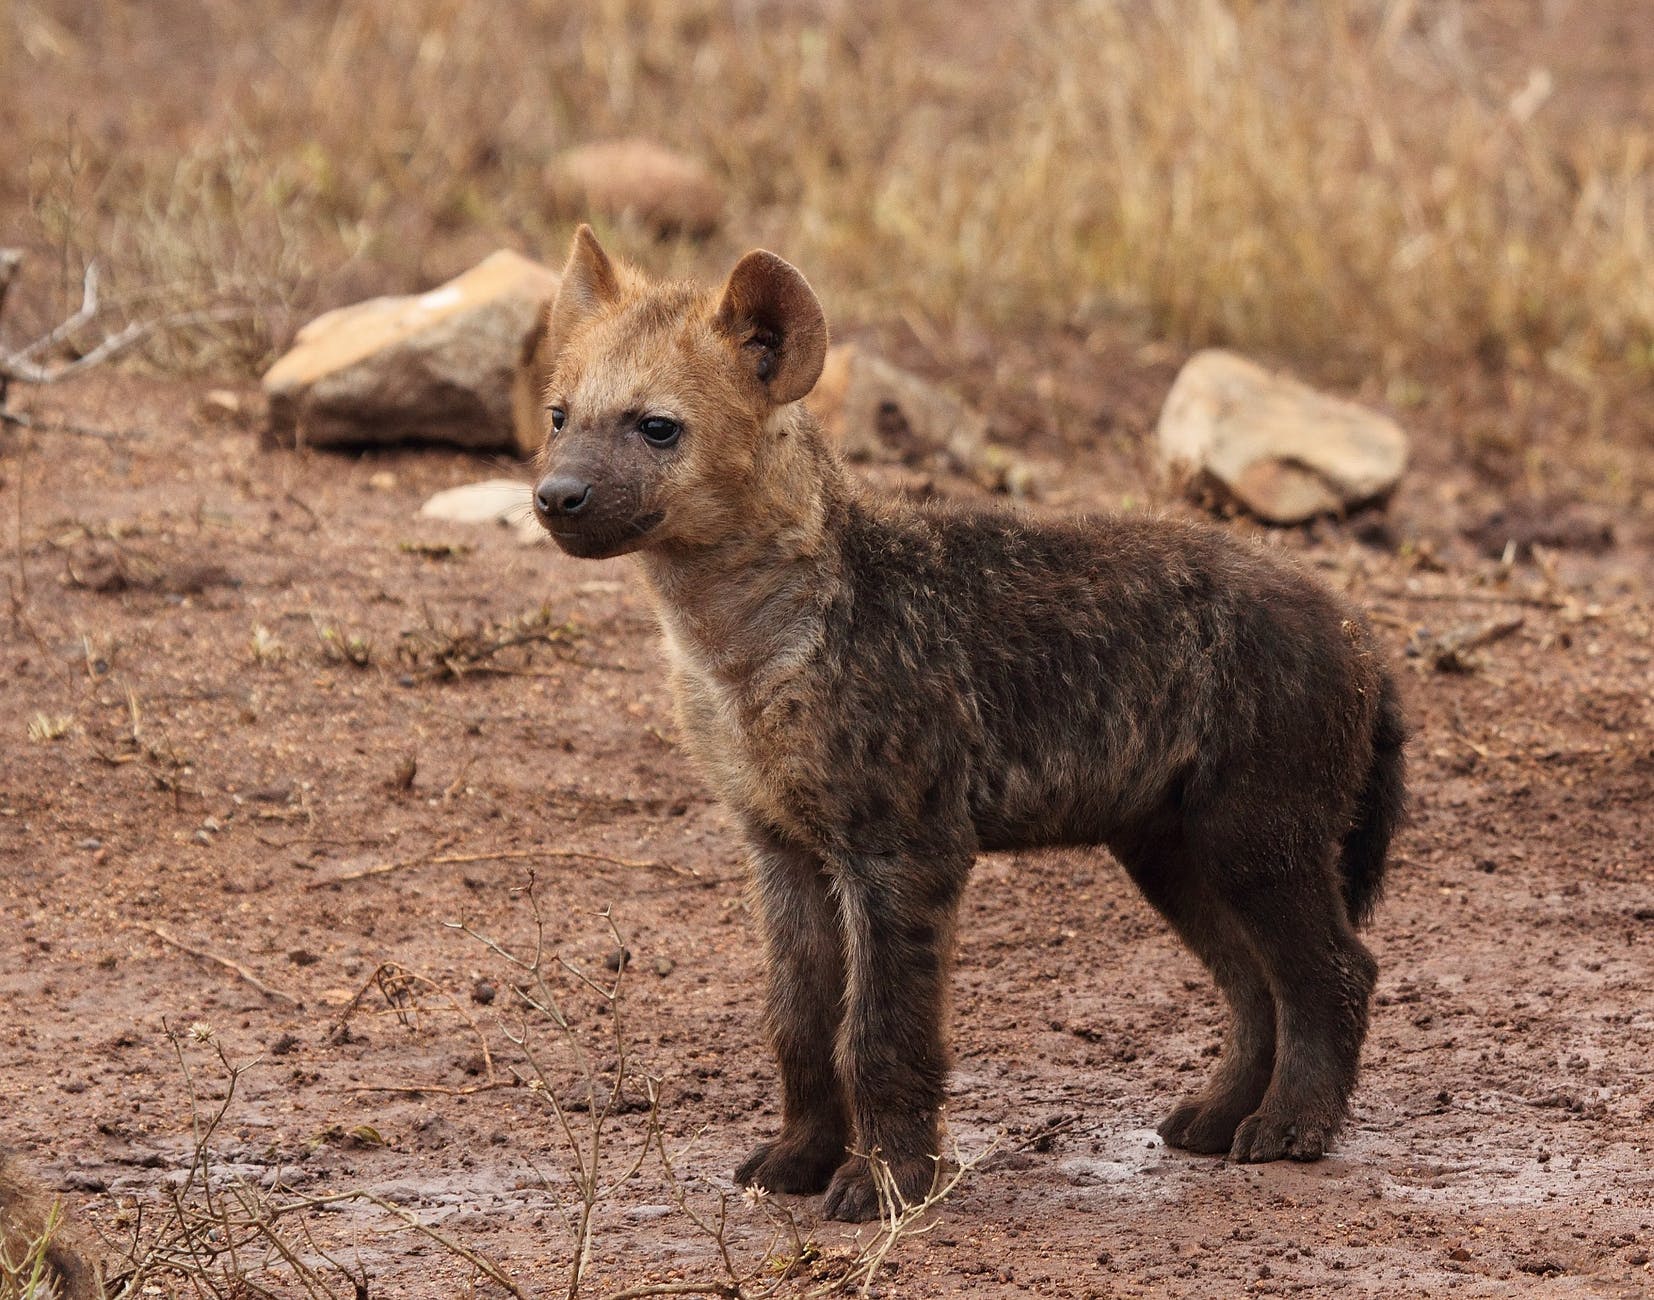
xmin=545 ymin=225 xmax=621 ymax=364
xmin=713 ymin=250 xmax=828 ymax=406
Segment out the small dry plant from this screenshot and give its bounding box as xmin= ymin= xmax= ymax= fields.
xmin=0 ymin=1202 xmax=74 ymax=1300
xmin=396 ymin=605 xmax=582 ymax=682
xmin=94 ymin=1022 xmax=375 ymax=1299
xmin=90 ymin=1021 xmax=522 ymax=1299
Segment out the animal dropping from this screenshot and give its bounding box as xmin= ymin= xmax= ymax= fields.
xmin=528 ymin=227 xmax=1408 ymax=1222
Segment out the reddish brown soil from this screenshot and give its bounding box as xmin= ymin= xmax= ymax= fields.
xmin=2 ymin=363 xmax=1650 ymax=1298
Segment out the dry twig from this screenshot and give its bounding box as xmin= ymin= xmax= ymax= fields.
xmin=133 ymin=922 xmax=301 ymax=1007
xmin=0 ymin=257 xmax=248 ymax=389
xmin=308 ymin=846 xmax=689 ymax=890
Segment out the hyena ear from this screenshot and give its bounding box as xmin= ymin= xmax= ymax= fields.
xmin=545 ymin=225 xmax=621 ymax=361
xmin=713 ymin=250 xmax=828 ymax=406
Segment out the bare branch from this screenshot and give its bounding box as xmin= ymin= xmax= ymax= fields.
xmin=0 ymin=252 xmax=252 ymax=387
xmin=14 ymin=262 xmax=101 ymax=363
xmin=135 ymin=922 xmax=302 ymax=1007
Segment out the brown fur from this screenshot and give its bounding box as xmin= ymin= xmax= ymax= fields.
xmin=0 ymin=1151 xmax=101 ymax=1299
xmin=531 ymin=228 xmax=1408 ymax=1221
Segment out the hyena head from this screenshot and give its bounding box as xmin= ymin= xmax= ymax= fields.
xmin=532 ymin=225 xmax=828 ymax=559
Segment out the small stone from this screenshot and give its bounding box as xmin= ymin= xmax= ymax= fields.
xmin=201 ymin=816 xmax=221 ymax=833
xmin=288 ymin=949 xmax=320 ymax=967
xmin=549 ymin=139 xmax=724 ymax=238
xmin=388 ymin=755 xmax=418 ymax=791
xmin=624 ymin=1204 xmax=672 ymax=1222
xmin=196 ymin=388 xmax=246 ymax=423
xmin=1448 ymin=1247 xmax=1472 ymax=1262
xmin=78 ymin=837 xmax=102 ymax=851
xmin=652 ymin=956 xmax=675 ymax=978
xmin=1156 ymin=349 xmax=1408 ymax=524
xmin=269 ymin=1033 xmax=299 ymax=1057
xmin=193 ymin=829 xmax=212 ymax=846
xmin=418 ymin=479 xmax=534 ymax=533
xmin=603 ymin=947 xmax=632 ymax=973
xmin=368 ymin=471 xmax=399 ymax=492
xmin=471 ymin=979 xmax=497 ymax=1006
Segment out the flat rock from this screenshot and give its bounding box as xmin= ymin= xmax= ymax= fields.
xmin=808 ymin=342 xmax=988 ymax=472
xmin=263 ymin=250 xmax=559 ymax=452
xmin=1155 ymin=349 xmax=1408 ymax=524
xmin=548 ymin=139 xmax=724 ymax=238
xmin=418 ymin=479 xmax=541 ymax=544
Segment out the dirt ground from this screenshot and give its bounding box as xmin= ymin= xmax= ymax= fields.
xmin=1 ymin=349 xmax=1650 ymax=1299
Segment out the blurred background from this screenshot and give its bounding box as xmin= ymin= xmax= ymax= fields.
xmin=4 ymin=0 xmax=1652 ymax=502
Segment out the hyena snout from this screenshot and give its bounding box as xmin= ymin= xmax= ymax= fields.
xmin=533 ymin=473 xmax=593 ymax=519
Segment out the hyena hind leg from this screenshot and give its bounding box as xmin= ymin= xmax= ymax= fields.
xmin=1225 ymin=867 xmax=1379 ymax=1163
xmin=1118 ymin=852 xmax=1278 ymax=1155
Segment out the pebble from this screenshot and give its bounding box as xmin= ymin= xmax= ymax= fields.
xmin=624 ymin=1204 xmax=672 ymax=1222
xmin=652 ymin=956 xmax=675 ymax=977
xmin=604 ymin=947 xmax=632 ymax=972
xmin=471 ymin=979 xmax=497 ymax=1006
xmin=78 ymin=837 xmax=102 ymax=851
xmin=193 ymin=829 xmax=212 ymax=846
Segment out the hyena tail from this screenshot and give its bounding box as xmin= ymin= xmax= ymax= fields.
xmin=1339 ymin=670 xmax=1408 ymax=928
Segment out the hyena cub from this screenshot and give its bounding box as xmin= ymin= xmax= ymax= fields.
xmin=531 ymin=227 xmax=1407 ymax=1222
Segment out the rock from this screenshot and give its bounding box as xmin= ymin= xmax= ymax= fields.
xmin=549 ymin=139 xmax=724 ymax=238
xmin=417 ymin=479 xmax=542 ymax=544
xmin=262 ymin=250 xmax=560 ymax=453
xmin=1155 ymin=350 xmax=1408 ymax=524
xmin=808 ymin=343 xmax=989 ymax=472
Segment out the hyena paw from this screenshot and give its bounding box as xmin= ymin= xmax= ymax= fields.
xmin=735 ymin=1133 xmax=844 ymax=1195
xmin=1157 ymin=1098 xmax=1244 ymax=1155
xmin=821 ymin=1153 xmax=938 ymax=1223
xmin=1228 ymin=1110 xmax=1335 ymax=1164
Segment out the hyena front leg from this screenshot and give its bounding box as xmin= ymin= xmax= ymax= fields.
xmin=822 ymin=856 xmax=967 ymax=1223
xmin=735 ymin=833 xmax=851 ymax=1195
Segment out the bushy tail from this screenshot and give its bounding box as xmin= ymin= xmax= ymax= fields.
xmin=1340 ymin=670 xmax=1408 ymax=928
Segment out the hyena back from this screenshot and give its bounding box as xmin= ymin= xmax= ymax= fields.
xmin=531 ymin=227 xmax=1407 ymax=1222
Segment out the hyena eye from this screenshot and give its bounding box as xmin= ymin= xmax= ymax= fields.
xmin=638 ymin=416 xmax=682 ymax=449
xmin=547 ymin=406 xmax=567 ymax=432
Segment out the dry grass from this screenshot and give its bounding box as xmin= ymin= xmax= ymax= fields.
xmin=0 ymin=1201 xmax=73 ymax=1300
xmin=4 ymin=1 xmax=1652 ymax=432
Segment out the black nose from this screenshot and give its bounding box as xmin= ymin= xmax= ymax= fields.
xmin=535 ymin=475 xmax=593 ymax=517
